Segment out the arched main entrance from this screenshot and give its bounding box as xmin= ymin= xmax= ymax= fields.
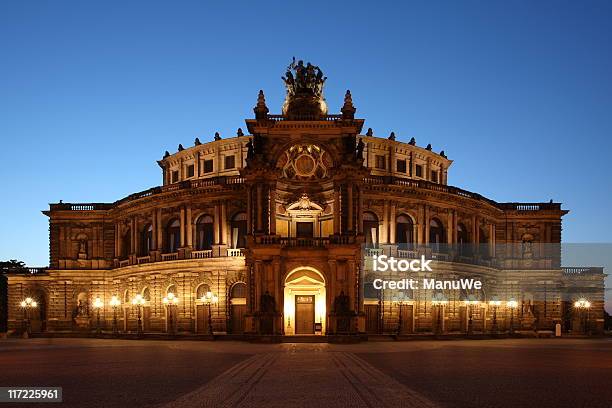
xmin=284 ymin=267 xmax=326 ymax=335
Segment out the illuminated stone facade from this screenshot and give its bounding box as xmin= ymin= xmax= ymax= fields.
xmin=6 ymin=63 xmax=606 ymax=337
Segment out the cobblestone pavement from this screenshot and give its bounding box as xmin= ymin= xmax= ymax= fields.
xmin=0 ymin=338 xmax=610 ymax=408
xmin=158 ymin=344 xmax=437 ymax=408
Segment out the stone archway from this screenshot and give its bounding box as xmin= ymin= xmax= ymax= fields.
xmin=283 ymin=267 xmax=326 ymax=335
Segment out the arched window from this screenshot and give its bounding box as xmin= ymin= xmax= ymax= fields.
xmin=231 ymin=282 xmax=246 ymax=299
xmin=396 ymin=214 xmax=414 ymax=247
xmin=142 ymin=287 xmax=151 ymax=302
xmin=165 ymin=219 xmax=180 ymax=253
xmin=457 ymin=223 xmax=469 ymax=256
xmin=231 ymin=213 xmax=247 ymax=249
xmin=196 ymin=284 xmax=211 ymax=300
xmin=167 ymin=284 xmax=177 ymax=297
xmin=122 ymin=228 xmax=131 ymax=259
xmin=429 ymin=218 xmax=445 ymax=250
xmin=140 ymin=224 xmax=153 ymax=256
xmin=363 ymin=212 xmax=379 ymax=246
xmin=196 ymin=215 xmax=214 ymax=250
xmin=479 ymin=227 xmax=489 ymax=258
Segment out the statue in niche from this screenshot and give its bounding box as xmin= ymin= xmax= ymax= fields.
xmin=77 ymin=240 xmax=87 ymax=260
xmin=260 ymin=290 xmax=276 ymax=314
xmin=77 ymin=299 xmax=89 ymax=317
xmin=333 ymin=290 xmax=351 ymax=315
xmin=521 ymin=234 xmax=533 ymax=259
xmin=246 ymin=139 xmax=254 ymax=160
xmin=356 ymin=138 xmax=365 ymax=160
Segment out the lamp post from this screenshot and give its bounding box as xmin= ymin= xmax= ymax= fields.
xmin=507 ymin=299 xmax=518 ymax=335
xmin=162 ymin=292 xmax=179 ymax=335
xmin=392 ymin=293 xmax=409 ymax=335
xmin=109 ymin=296 xmax=121 ymax=335
xmin=464 ymin=298 xmax=479 ymax=336
xmin=488 ymin=298 xmax=501 ymax=334
xmin=431 ymin=295 xmax=448 ymax=335
xmin=573 ymin=298 xmax=591 ymax=335
xmin=93 ymin=297 xmax=103 ymax=335
xmin=200 ymin=291 xmax=218 ymax=336
xmin=19 ymin=297 xmax=38 ymax=338
xmin=131 ymin=294 xmax=146 ymax=337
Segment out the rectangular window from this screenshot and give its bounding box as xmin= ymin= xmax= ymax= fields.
xmin=203 ymin=159 xmax=213 ymax=173
xmin=375 ymin=155 xmax=386 ymax=170
xmin=396 ymin=159 xmax=407 ymax=173
xmin=431 ymin=170 xmax=438 ymax=183
xmin=186 ymin=164 xmax=194 ymax=178
xmin=225 ymin=155 xmax=235 ymax=170
xmin=171 ymin=170 xmax=179 ymax=183
xmin=415 ymin=165 xmax=423 ymax=178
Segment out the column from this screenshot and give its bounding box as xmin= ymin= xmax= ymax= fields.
xmin=130 ymin=217 xmax=136 ymax=255
xmin=333 ymin=187 xmax=340 ymax=234
xmin=256 ymin=184 xmax=263 ymax=232
xmin=489 ymin=223 xmax=495 ymax=258
xmin=269 ymin=185 xmax=276 ymax=235
xmin=382 ymin=200 xmax=389 ymax=244
xmin=423 ymin=205 xmax=429 ymax=244
xmin=186 ymin=205 xmax=193 ymax=248
xmin=114 ymin=223 xmax=120 ymax=258
xmin=247 ymin=186 xmax=252 ymax=234
xmin=194 ymin=152 xmax=200 ymax=177
xmin=347 ymin=182 xmax=354 ymax=232
xmin=179 ymin=207 xmax=185 ymax=247
xmin=446 ymin=209 xmax=453 ymax=244
xmin=156 ymin=209 xmax=163 ymax=251
xmin=357 ymin=186 xmax=363 ymax=234
xmin=389 ymin=202 xmax=396 ymax=244
xmin=213 ymin=204 xmax=220 ymax=245
xmin=151 ymin=211 xmax=157 ymax=250
xmin=452 ymin=210 xmax=458 ymax=243
xmin=220 ymin=201 xmax=227 ymax=244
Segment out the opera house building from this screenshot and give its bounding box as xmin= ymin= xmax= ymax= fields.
xmin=5 ymin=62 xmax=605 ymax=339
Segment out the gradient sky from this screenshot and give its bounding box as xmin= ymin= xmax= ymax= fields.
xmin=1 ymin=0 xmax=611 ymax=270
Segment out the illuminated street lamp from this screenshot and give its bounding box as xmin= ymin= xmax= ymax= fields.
xmin=200 ymin=291 xmax=218 ymax=336
xmin=463 ymin=297 xmax=480 ymax=336
xmin=162 ymin=292 xmax=179 ymax=335
xmin=573 ymin=298 xmax=591 ymax=335
xmin=131 ymin=294 xmax=146 ymax=337
xmin=19 ymin=297 xmax=38 ymax=338
xmin=93 ymin=297 xmax=103 ymax=334
xmin=506 ymin=299 xmax=518 ymax=335
xmin=109 ymin=296 xmax=121 ymax=335
xmin=488 ymin=298 xmax=502 ymax=334
xmin=431 ymin=293 xmax=448 ymax=335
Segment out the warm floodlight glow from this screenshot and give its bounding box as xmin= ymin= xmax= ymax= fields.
xmin=93 ymin=297 xmax=103 ymax=309
xmin=131 ymin=294 xmax=145 ymax=306
xmin=489 ymin=300 xmax=502 ymax=307
xmin=20 ymin=298 xmax=37 ymax=308
xmin=574 ymin=298 xmax=591 ymax=309
xmin=163 ymin=292 xmax=179 ymax=306
xmin=507 ymin=299 xmax=518 ymax=309
xmin=110 ymin=296 xmax=121 ymax=307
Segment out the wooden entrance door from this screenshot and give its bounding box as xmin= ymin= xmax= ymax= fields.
xmin=143 ymin=307 xmax=151 ymax=332
xmin=196 ymin=304 xmax=208 ymax=334
xmin=295 ymin=295 xmax=315 ymax=334
xmin=365 ymin=304 xmax=379 ymax=334
xmin=231 ymin=305 xmax=246 ymax=334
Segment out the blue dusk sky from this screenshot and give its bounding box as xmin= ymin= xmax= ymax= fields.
xmin=1 ymin=0 xmax=611 ymax=268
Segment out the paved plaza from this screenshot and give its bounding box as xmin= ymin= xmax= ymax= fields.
xmin=0 ymin=338 xmax=610 ymax=407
